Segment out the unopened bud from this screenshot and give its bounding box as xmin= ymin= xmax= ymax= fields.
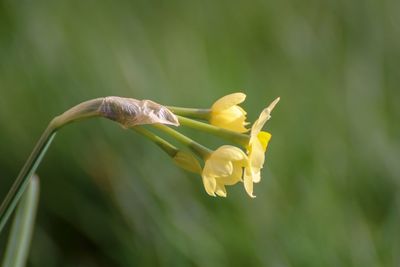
xmin=173 ymin=151 xmax=202 ymax=174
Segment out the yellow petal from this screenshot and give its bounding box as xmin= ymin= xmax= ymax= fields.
xmin=218 ymin=164 xmax=243 ymax=185
xmin=244 ymin=169 xmax=256 ymax=198
xmin=210 ymin=106 xmax=248 ymax=133
xmin=249 ymin=141 xmax=265 ymax=183
xmin=250 ymin=141 xmax=265 ymax=167
xmin=211 ymin=92 xmax=246 ymax=112
xmin=202 ymin=174 xmax=217 ymax=196
xmin=251 ymin=97 xmax=280 ymax=138
xmin=213 ymin=145 xmax=247 ymax=161
xmin=204 ymin=158 xmax=233 ymax=177
xmin=252 ymin=171 xmax=261 ymax=183
xmin=267 ymin=97 xmax=280 ymax=113
xmin=251 ymin=112 xmax=268 ymax=138
xmin=215 ymin=183 xmax=227 ymax=197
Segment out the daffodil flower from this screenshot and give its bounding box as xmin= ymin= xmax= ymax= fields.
xmin=245 ymin=97 xmax=280 ymax=186
xmin=209 ymin=93 xmax=249 ymax=133
xmin=168 ymin=92 xmax=249 ymax=133
xmin=202 ymin=145 xmax=249 ymax=197
xmin=134 ymin=95 xmax=280 ymax=199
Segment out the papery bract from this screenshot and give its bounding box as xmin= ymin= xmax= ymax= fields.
xmin=99 ymin=96 xmax=179 ymax=128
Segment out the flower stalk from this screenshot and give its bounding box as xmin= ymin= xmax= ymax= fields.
xmin=177 ymin=116 xmax=250 ymax=147
xmin=133 ymin=126 xmax=202 ymax=174
xmin=0 ymin=96 xmax=179 ymax=233
xmin=154 ymin=124 xmax=212 ymax=159
xmin=133 ymin=126 xmax=178 ymax=157
xmin=0 ymin=124 xmax=56 ymax=233
xmin=167 ymin=106 xmax=211 ymax=120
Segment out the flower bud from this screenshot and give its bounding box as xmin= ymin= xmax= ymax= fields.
xmin=173 ymin=151 xmax=202 ymax=174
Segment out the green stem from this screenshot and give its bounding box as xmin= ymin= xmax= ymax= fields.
xmin=133 ymin=126 xmax=178 ymax=157
xmin=0 ymin=98 xmax=103 ymax=233
xmin=0 ymin=124 xmax=56 ymax=233
xmin=2 ymin=175 xmax=40 ymax=267
xmin=177 ymin=116 xmax=250 ymax=147
xmin=0 ymin=96 xmax=181 ymax=234
xmin=154 ymin=124 xmax=212 ymax=159
xmin=167 ymin=106 xmax=211 ymax=120
xmin=51 ymin=98 xmax=103 ymax=129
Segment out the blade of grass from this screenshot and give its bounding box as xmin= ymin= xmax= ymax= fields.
xmin=1 ymin=175 xmax=40 ymax=267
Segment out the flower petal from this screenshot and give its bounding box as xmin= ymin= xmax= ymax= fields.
xmin=204 ymin=158 xmax=233 ymax=177
xmin=218 ymin=164 xmax=243 ymax=185
xmin=249 ymin=141 xmax=265 ymax=183
xmin=210 ymin=106 xmax=248 ymax=133
xmin=202 ymin=174 xmax=217 ymax=196
xmin=214 ymin=145 xmax=247 ymax=161
xmin=211 ymin=93 xmax=246 ymax=112
xmin=251 ymin=97 xmax=280 ymax=138
xmin=252 ymin=171 xmax=262 ymax=183
xmin=244 ymin=169 xmax=256 ymax=198
xmin=215 ymin=183 xmax=227 ymax=197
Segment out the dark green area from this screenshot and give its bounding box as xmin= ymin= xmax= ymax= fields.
xmin=1 ymin=0 xmax=399 ymax=266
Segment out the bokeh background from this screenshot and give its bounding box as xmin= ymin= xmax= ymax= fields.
xmin=1 ymin=0 xmax=399 ymax=266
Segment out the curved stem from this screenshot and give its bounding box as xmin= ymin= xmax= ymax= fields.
xmin=167 ymin=106 xmax=211 ymax=120
xmin=133 ymin=126 xmax=178 ymax=157
xmin=154 ymin=124 xmax=212 ymax=159
xmin=0 ymin=124 xmax=56 ymax=233
xmin=0 ymin=96 xmax=180 ymax=234
xmin=0 ymin=98 xmax=104 ymax=233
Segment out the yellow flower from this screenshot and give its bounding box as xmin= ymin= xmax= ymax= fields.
xmin=245 ymin=97 xmax=280 ymax=190
xmin=202 ymin=145 xmax=249 ymax=197
xmin=210 ymin=93 xmax=249 ymax=133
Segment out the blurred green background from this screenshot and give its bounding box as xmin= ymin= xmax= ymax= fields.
xmin=1 ymin=0 xmax=399 ymax=266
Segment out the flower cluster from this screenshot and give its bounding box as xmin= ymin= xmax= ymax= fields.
xmin=132 ymin=93 xmax=279 ymax=198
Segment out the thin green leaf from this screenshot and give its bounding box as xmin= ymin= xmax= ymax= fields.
xmin=2 ymin=175 xmax=40 ymax=267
